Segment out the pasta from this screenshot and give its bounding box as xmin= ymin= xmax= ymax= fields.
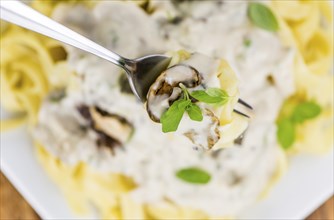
xmin=31 ymin=0 xmax=96 ymax=16
xmin=1 ymin=0 xmax=333 ymax=219
xmin=36 ymin=144 xmax=229 ymax=219
xmin=1 ymin=27 xmax=48 ymax=128
xmin=272 ymin=0 xmax=333 ymax=76
xmin=0 ymin=21 xmax=71 ymax=130
xmin=272 ymin=0 xmax=334 ymax=154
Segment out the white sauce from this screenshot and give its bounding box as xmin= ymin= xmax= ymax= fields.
xmin=177 ymin=108 xmax=220 ymax=150
xmin=34 ymin=1 xmax=296 ymax=217
xmin=165 ymin=65 xmax=197 ymax=85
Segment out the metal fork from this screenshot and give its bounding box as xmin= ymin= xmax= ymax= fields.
xmin=0 ymin=0 xmax=171 ymax=102
xmin=0 ymin=0 xmax=252 ymax=118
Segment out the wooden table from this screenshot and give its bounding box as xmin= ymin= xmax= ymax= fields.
xmin=1 ymin=172 xmax=333 ymax=219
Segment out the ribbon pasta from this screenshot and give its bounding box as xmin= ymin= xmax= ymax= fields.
xmin=272 ymin=0 xmax=334 ymax=154
xmin=36 ymin=144 xmax=223 ymax=220
xmin=0 ymin=0 xmax=333 ymax=219
xmin=1 ymin=27 xmax=49 ymax=127
xmin=272 ymin=0 xmax=333 ymax=75
xmin=0 ymin=24 xmax=71 ymax=130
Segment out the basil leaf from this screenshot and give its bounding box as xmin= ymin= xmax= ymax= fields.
xmin=243 ymin=38 xmax=252 ymax=47
xmin=178 ymin=99 xmax=191 ymax=110
xmin=161 ymin=99 xmax=188 ymax=133
xmin=276 ymin=100 xmax=322 ymax=150
xmin=191 ymin=90 xmax=222 ymax=103
xmin=176 ymin=167 xmax=211 ymax=184
xmin=291 ymin=101 xmax=321 ymax=123
xmin=216 ymin=99 xmax=229 ymax=106
xmin=206 ymin=88 xmax=228 ymax=97
xmin=191 ymin=88 xmax=229 ymax=105
xmin=277 ymin=118 xmax=295 ymax=150
xmin=207 ymin=88 xmax=229 ymax=106
xmin=248 ymin=2 xmax=279 ymax=32
xmin=186 ymin=103 xmax=203 ymax=121
xmin=161 ymin=87 xmax=230 ymax=133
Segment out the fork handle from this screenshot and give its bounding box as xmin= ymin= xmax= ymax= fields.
xmin=0 ymin=0 xmax=127 ymax=68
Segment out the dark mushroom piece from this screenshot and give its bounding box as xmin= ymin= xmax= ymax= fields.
xmin=146 ymin=64 xmax=202 ymax=122
xmin=90 ymin=107 xmax=134 ymax=144
xmin=77 ymin=105 xmax=134 ymax=150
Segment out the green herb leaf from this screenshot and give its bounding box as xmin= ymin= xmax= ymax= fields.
xmin=161 ymin=86 xmax=228 ymax=133
xmin=276 ymin=100 xmax=322 ymax=150
xmin=186 ymin=103 xmax=203 ymax=121
xmin=216 ymin=99 xmax=229 ymax=106
xmin=207 ymin=88 xmax=229 ymax=106
xmin=277 ymin=118 xmax=295 ymax=150
xmin=206 ymin=88 xmax=228 ymax=97
xmin=161 ymin=99 xmax=188 ymax=133
xmin=291 ymin=101 xmax=321 ymax=123
xmin=248 ymin=2 xmax=279 ymax=32
xmin=178 ymin=99 xmax=191 ymax=110
xmin=176 ymin=167 xmax=211 ymax=184
xmin=191 ymin=90 xmax=222 ymax=103
xmin=191 ymin=88 xmax=229 ymax=105
xmin=243 ymin=38 xmax=252 ymax=47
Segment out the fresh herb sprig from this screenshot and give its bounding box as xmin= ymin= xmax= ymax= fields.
xmin=248 ymin=2 xmax=279 ymax=32
xmin=161 ymin=85 xmax=230 ymax=133
xmin=277 ymin=101 xmax=321 ymax=150
xmin=161 ymin=84 xmax=203 ymax=133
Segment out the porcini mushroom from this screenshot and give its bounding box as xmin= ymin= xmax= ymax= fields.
xmin=146 ymin=64 xmax=202 ymax=122
xmin=90 ymin=107 xmax=134 ymax=144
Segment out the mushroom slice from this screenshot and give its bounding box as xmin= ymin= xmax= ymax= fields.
xmin=146 ymin=64 xmax=202 ymax=122
xmin=181 ymin=108 xmax=220 ymax=150
xmin=90 ymin=107 xmax=134 ymax=144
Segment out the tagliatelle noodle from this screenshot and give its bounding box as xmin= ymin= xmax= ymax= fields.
xmin=36 ymin=144 xmax=228 ymax=219
xmin=1 ymin=22 xmax=72 ymax=130
xmin=1 ymin=1 xmax=333 ymax=219
xmin=273 ymin=0 xmax=333 ymax=75
xmin=272 ymin=0 xmax=334 ymax=153
xmin=1 ymin=29 xmax=49 ymax=127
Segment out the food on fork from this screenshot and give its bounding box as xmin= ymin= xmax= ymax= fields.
xmin=146 ymin=50 xmax=250 ymax=150
xmin=0 ymin=0 xmax=333 ymax=219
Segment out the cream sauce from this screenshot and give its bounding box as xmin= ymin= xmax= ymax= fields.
xmin=34 ymin=1 xmax=295 ymax=217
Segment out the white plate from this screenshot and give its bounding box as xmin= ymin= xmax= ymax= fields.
xmin=1 ymin=107 xmax=333 ymax=219
xmin=1 ymin=3 xmax=334 ymax=218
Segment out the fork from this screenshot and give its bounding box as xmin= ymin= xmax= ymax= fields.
xmin=0 ymin=0 xmax=252 ymax=117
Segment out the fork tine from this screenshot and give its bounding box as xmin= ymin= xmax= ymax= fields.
xmin=233 ymin=109 xmax=250 ymax=118
xmin=238 ymin=99 xmax=253 ymax=110
xmin=234 ymin=98 xmax=253 ymax=118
